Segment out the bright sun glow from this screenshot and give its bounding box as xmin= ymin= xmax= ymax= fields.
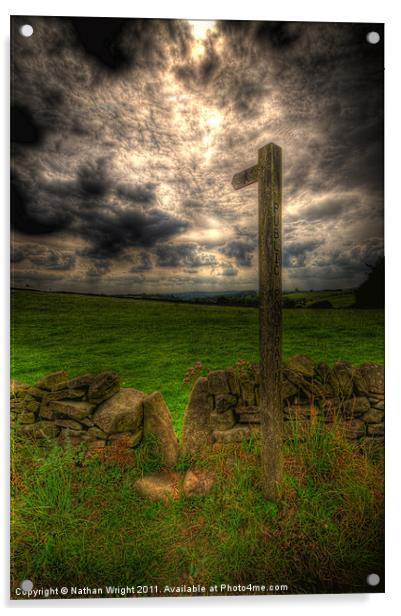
xmin=189 ymin=20 xmax=216 ymax=40
xmin=206 ymin=111 xmax=222 ymax=129
xmin=185 ymin=217 xmax=228 ymax=244
xmin=188 ymin=20 xmax=216 ymax=59
xmin=205 ymin=227 xmax=222 ymax=241
xmin=204 ymin=218 xmax=224 ymax=241
xmin=201 ymin=109 xmax=223 ymax=159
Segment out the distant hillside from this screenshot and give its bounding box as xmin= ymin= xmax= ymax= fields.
xmin=11 ymin=287 xmax=357 ymax=308
xmin=125 ymin=289 xmax=356 ymax=309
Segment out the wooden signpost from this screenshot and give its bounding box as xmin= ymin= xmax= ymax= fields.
xmin=232 ymin=143 xmax=283 ymax=502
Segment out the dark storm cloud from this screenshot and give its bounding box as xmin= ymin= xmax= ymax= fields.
xmin=218 ymin=20 xmax=301 ymax=50
xmin=68 ymin=18 xmax=133 ymax=73
xmin=42 ymin=157 xmax=113 ymax=200
xmin=65 ymin=17 xmax=193 ymax=83
xmin=78 ymin=206 xmax=190 ymax=258
xmin=117 ymin=183 xmax=157 ymax=205
xmin=11 ymin=243 xmax=76 ymax=270
xmin=11 ymin=104 xmax=44 ymax=147
xmin=217 ymin=20 xmax=383 ymax=199
xmin=313 ymin=239 xmax=383 ymax=272
xmin=155 ymin=243 xmax=217 ymax=268
xmin=11 ymin=174 xmax=72 ymax=235
xmin=10 ymin=16 xmax=192 ymax=163
xmin=254 ymin=21 xmax=301 ymax=49
xmin=13 ymin=152 xmax=188 ymax=259
xmin=208 ymin=21 xmax=301 ymax=116
xmin=283 ymin=240 xmax=324 ymax=268
xmin=10 ymin=17 xmax=383 ymax=293
xmin=219 ymin=239 xmax=255 ymax=267
xmin=77 ymin=158 xmax=110 ymax=197
xmin=11 ymin=17 xmax=191 ymax=84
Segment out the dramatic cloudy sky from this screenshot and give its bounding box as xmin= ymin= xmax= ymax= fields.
xmin=11 ymin=17 xmax=384 ymax=294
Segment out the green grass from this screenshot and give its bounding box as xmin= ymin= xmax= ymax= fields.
xmin=11 ymin=421 xmax=384 ymax=596
xmin=11 ymin=290 xmax=384 ymax=435
xmin=10 ymin=289 xmax=384 ymax=596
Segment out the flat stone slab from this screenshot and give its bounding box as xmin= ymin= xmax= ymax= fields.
xmin=183 ymin=468 xmax=215 ymax=497
xmin=134 ymin=468 xmax=215 ymax=502
xmin=35 ymin=371 xmax=69 ymax=391
xmin=49 ymin=400 xmax=94 ymax=420
xmin=54 ymin=418 xmax=83 ymax=431
xmin=134 ymin=472 xmax=181 ymax=503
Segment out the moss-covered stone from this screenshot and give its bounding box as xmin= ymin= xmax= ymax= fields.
xmin=143 ymin=391 xmax=178 ymax=467
xmin=36 ymin=371 xmax=69 ymax=391
xmin=93 ymin=388 xmax=144 ymax=434
xmin=285 ymin=355 xmax=315 ymax=377
xmin=50 ymin=400 xmax=94 ymax=420
xmin=207 ymin=370 xmax=230 ymax=395
xmin=87 ymin=371 xmax=120 ymax=404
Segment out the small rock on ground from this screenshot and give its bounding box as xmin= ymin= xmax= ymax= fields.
xmin=134 ymin=472 xmax=181 ymax=503
xmin=134 ymin=467 xmax=216 ymax=503
xmin=183 ymin=468 xmax=215 ymax=497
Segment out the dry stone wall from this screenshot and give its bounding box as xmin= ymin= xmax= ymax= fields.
xmin=11 ymin=357 xmax=384 ymax=463
xmin=182 ymin=356 xmax=384 ymax=454
xmin=11 ymin=371 xmax=178 ymax=466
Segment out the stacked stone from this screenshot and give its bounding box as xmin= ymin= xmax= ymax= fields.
xmin=11 ymin=371 xmax=179 ymax=465
xmin=182 ymin=356 xmax=384 ymax=454
xmin=11 ymin=371 xmax=143 ymax=451
xmin=11 ymin=359 xmax=384 ymax=458
xmin=206 ymin=367 xmax=261 ymax=444
xmin=353 ymin=363 xmax=384 ymax=445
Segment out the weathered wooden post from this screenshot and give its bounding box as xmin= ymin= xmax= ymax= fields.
xmin=232 ymin=143 xmax=282 ymax=502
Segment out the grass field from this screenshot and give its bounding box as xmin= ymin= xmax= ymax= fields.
xmin=11 ymin=289 xmax=384 ymax=434
xmin=11 ymin=423 xmax=384 ymax=596
xmin=10 ymin=289 xmax=385 ymax=597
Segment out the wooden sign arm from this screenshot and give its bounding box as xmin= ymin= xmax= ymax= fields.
xmin=232 ymin=164 xmax=258 ymax=190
